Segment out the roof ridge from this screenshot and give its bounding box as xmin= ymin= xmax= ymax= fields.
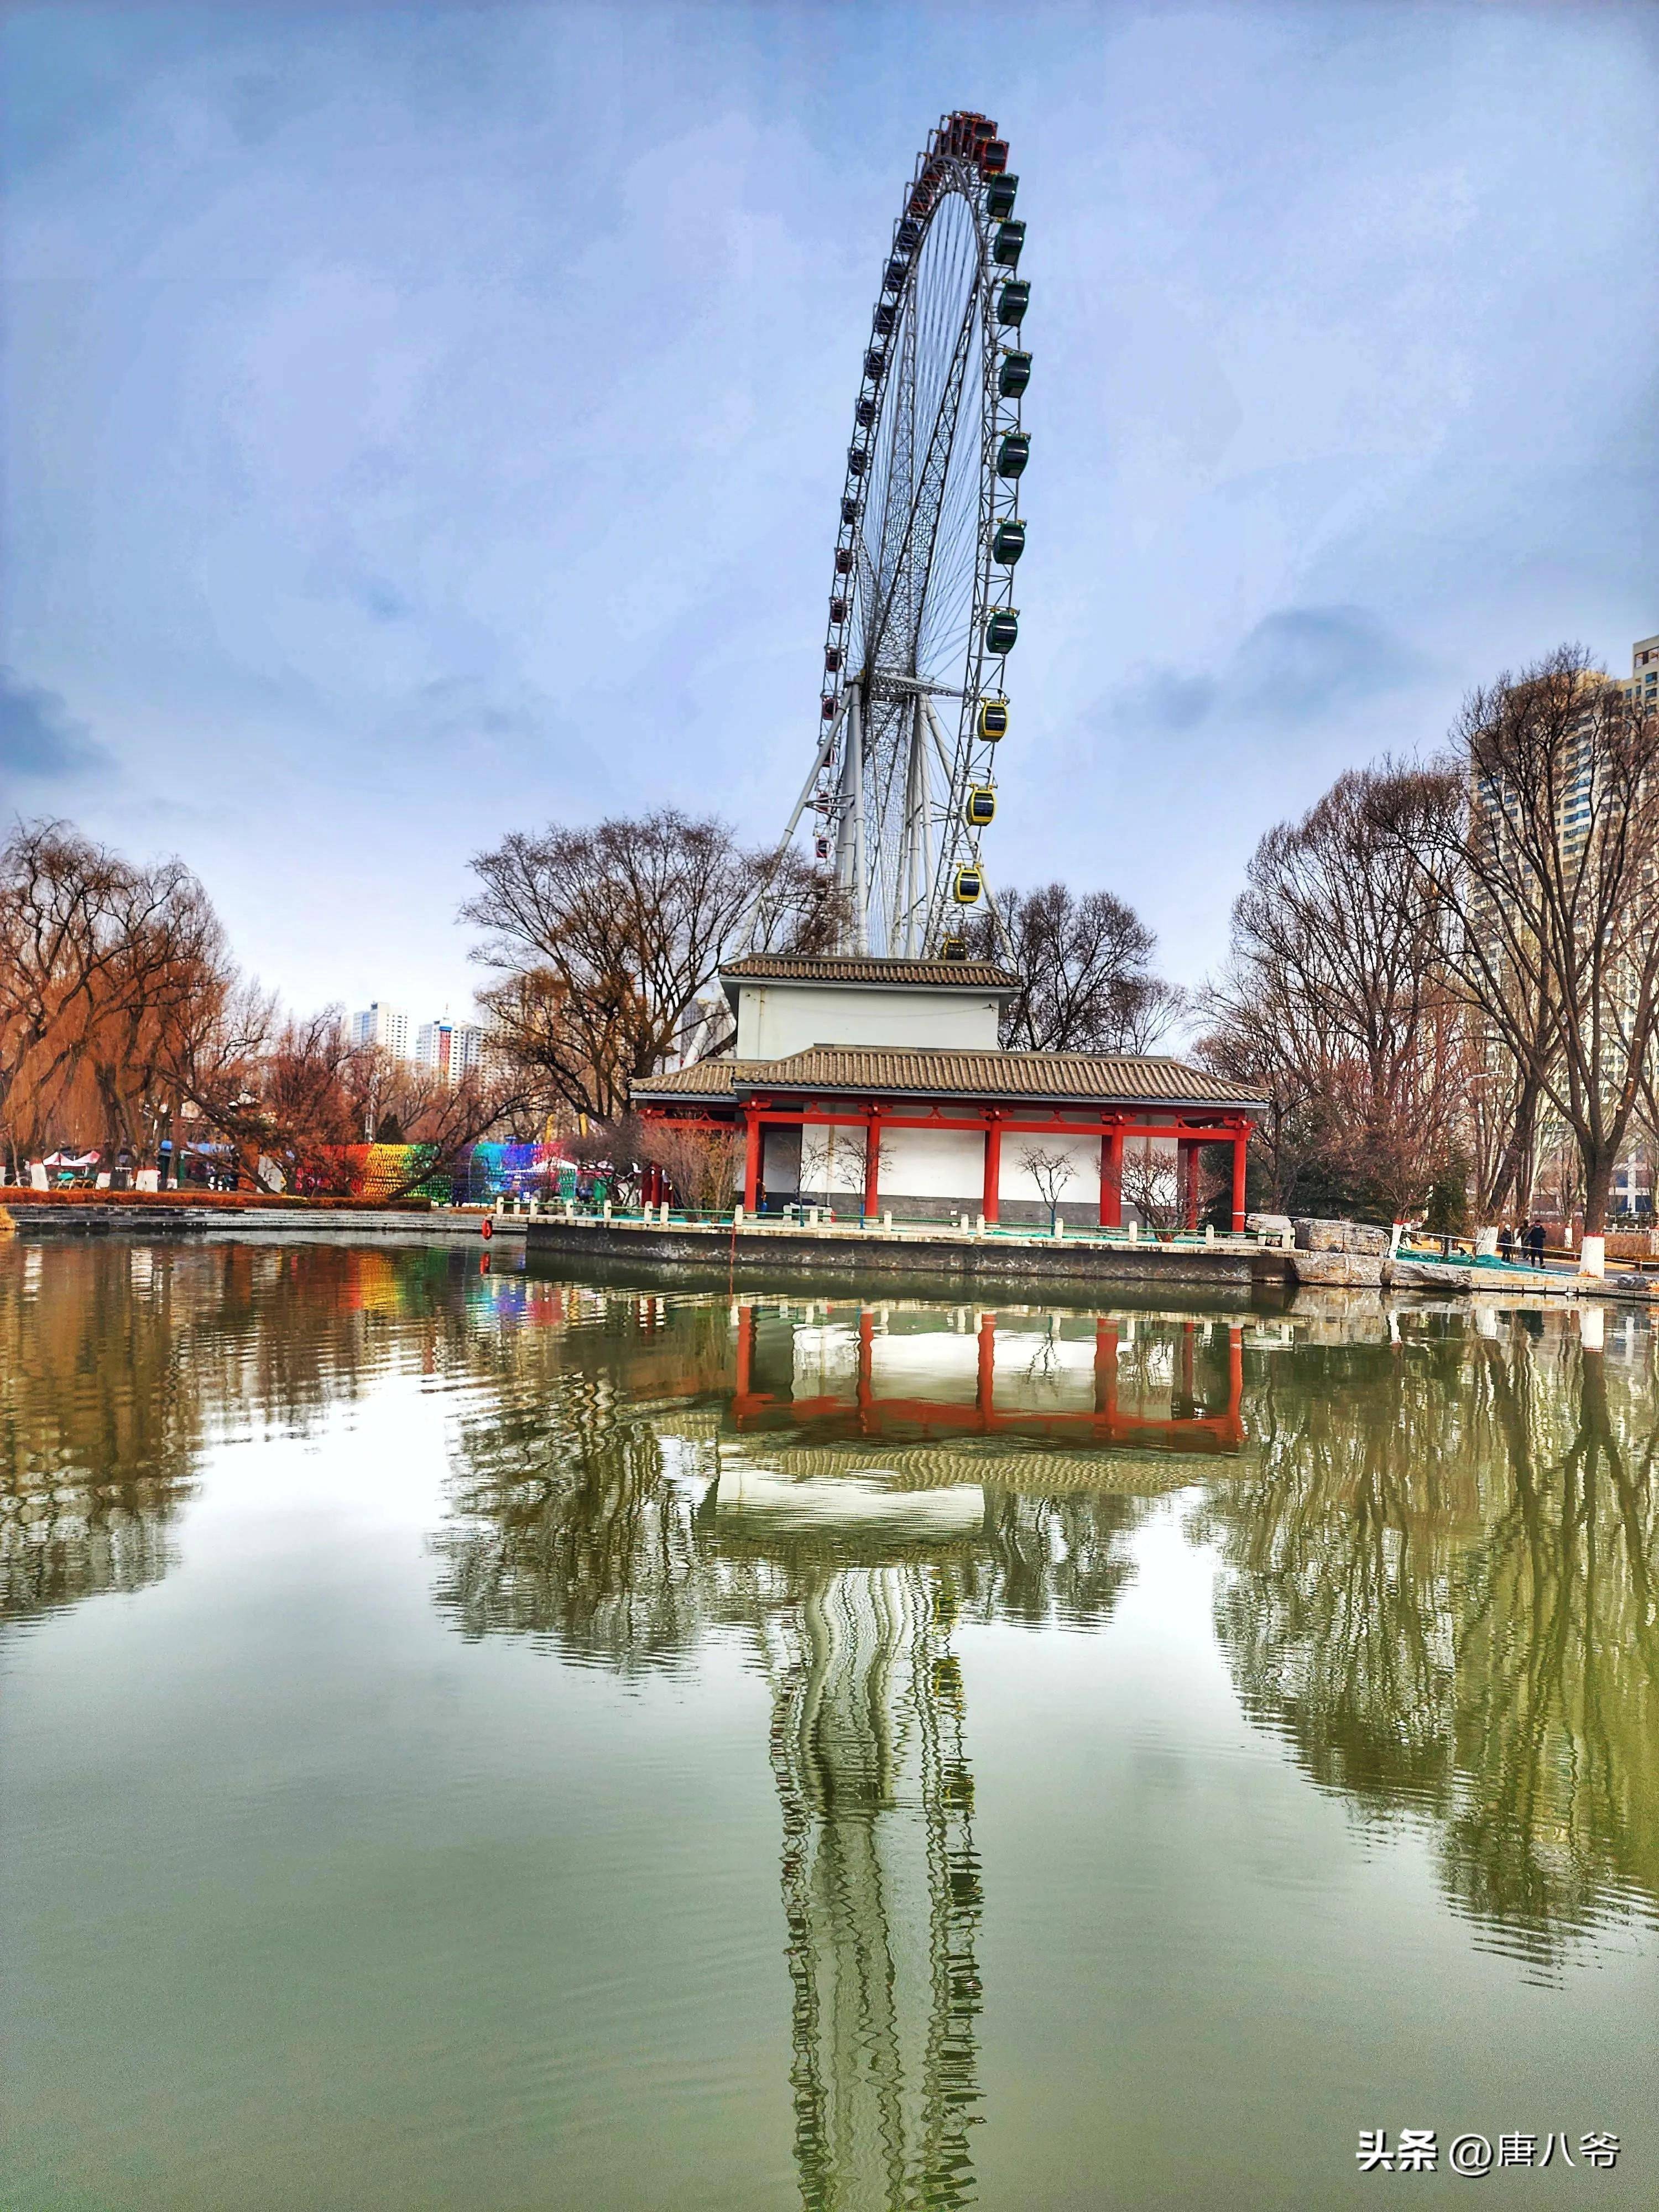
xmin=719 ymin=952 xmax=1021 ymax=984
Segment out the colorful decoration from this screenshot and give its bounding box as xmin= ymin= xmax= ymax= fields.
xmin=296 ymin=1141 xmax=576 ymax=1204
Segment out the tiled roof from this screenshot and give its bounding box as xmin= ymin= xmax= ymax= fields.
xmin=634 ymin=1047 xmax=1264 ymax=1110
xmin=719 ymin=954 xmax=1021 ymax=989
xmin=635 ymin=1058 xmax=775 ymax=1096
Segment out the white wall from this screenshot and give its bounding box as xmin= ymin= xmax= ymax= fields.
xmin=799 ymin=1124 xmax=868 ymax=1194
xmin=736 ymin=982 xmax=1002 ymax=1058
xmin=998 ymin=1133 xmax=1102 ymax=1206
xmin=879 ymin=1125 xmax=986 ymax=1198
xmin=864 ymin=1126 xmax=1108 ymax=1207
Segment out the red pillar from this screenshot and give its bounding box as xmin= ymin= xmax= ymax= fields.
xmin=977 ymin=1311 xmax=997 ymax=1427
xmin=1099 ymin=1128 xmax=1124 ymax=1228
xmin=735 ymin=1304 xmax=754 ymax=1399
xmin=1230 ymin=1129 xmax=1248 ymax=1234
xmin=863 ymin=1113 xmax=881 ymax=1220
xmin=982 ymin=1118 xmax=1001 ymax=1223
xmin=1093 ymin=1317 xmax=1119 ymax=1420
xmin=857 ymin=1307 xmax=875 ymax=1426
xmin=743 ymin=1112 xmax=761 ymax=1212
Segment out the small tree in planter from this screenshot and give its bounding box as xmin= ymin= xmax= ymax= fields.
xmin=1019 ymin=1144 xmax=1076 ymax=1233
xmin=1120 ymin=1137 xmax=1183 ymax=1236
xmin=800 ymin=1124 xmax=879 ymax=1219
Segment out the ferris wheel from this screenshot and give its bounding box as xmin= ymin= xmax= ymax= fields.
xmin=783 ymin=109 xmax=1029 ymax=958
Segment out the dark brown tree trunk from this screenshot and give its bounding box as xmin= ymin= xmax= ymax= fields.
xmin=1485 ymin=1070 xmax=1540 ymax=1217
xmin=1583 ymin=1152 xmax=1615 ymax=1237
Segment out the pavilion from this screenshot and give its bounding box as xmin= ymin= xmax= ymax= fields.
xmin=632 ymin=954 xmax=1266 ymax=1232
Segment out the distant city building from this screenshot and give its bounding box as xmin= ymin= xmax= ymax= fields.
xmin=416 ymin=1018 xmax=485 ymax=1084
xmin=349 ymin=1002 xmax=412 ymax=1060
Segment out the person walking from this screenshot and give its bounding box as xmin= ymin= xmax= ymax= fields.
xmin=1528 ymin=1219 xmax=1547 ymax=1264
xmin=1498 ymin=1222 xmax=1515 ymax=1263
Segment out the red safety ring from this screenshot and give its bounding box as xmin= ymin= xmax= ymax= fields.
xmin=481 ymin=1217 xmax=493 ymax=1240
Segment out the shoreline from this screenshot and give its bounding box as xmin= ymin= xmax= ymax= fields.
xmin=5 ymin=1199 xmax=1654 ymax=1307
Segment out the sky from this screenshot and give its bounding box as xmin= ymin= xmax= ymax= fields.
xmin=2 ymin=0 xmax=1656 ymax=1027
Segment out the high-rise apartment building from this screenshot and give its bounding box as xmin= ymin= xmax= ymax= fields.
xmin=349 ymin=1002 xmax=413 ymax=1060
xmin=415 ymin=1018 xmax=485 ymax=1084
xmin=1628 ymin=634 xmax=1658 ymax=710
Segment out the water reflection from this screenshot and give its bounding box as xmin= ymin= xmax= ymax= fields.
xmin=0 ymin=1240 xmax=460 ymax=1625
xmin=1198 ymin=1313 xmax=1659 ymax=1973
xmin=6 ymin=1243 xmax=1659 ymax=2187
xmin=434 ymin=1295 xmax=1240 ymax=2207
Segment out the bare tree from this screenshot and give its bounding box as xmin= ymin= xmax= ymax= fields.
xmin=464 ymin=811 xmax=842 ymax=1123
xmin=0 ymin=822 xmax=241 ymax=1178
xmin=564 ymin=1115 xmax=647 ymax=1208
xmin=1197 ymin=766 xmax=1470 ymax=1223
xmin=1118 ymin=1138 xmax=1184 ymax=1235
xmin=1379 ymin=648 xmax=1659 ymax=1233
xmin=971 ymin=883 xmax=1182 ymax=1051
xmin=639 ymin=1121 xmax=745 ymax=1214
xmin=1018 ymin=1143 xmax=1075 ymax=1232
xmin=800 ymin=1123 xmax=870 ymax=1211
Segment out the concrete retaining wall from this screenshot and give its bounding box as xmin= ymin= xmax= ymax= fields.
xmin=525 ymin=1216 xmax=1290 ymax=1296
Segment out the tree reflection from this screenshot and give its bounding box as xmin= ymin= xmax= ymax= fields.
xmin=0 ymin=1238 xmax=463 ymax=1625
xmin=1202 ymin=1318 xmax=1659 ymax=1968
xmin=429 ymin=1295 xmax=784 ymax=1667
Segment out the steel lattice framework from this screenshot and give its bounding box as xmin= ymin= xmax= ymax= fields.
xmin=780 ymin=111 xmax=1030 ymax=957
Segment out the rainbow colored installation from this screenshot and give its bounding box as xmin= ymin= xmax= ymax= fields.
xmin=306 ymin=1142 xmax=576 ymax=1204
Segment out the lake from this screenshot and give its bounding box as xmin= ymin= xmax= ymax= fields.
xmin=2 ymin=1238 xmax=1654 ymax=2208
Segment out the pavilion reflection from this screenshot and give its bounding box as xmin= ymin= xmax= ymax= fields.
xmin=436 ymin=1284 xmax=1659 ymax=1985
xmin=732 ymin=1301 xmax=1246 ymax=1457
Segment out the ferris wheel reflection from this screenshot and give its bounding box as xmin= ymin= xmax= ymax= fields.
xmin=713 ymin=1300 xmax=1245 ymax=2209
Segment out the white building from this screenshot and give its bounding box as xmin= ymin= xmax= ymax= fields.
xmin=349 ymin=1003 xmax=413 ymax=1060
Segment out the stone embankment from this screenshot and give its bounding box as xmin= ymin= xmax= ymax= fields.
xmin=0 ymin=1192 xmax=523 ymax=1241
xmin=1262 ymin=1213 xmax=1656 ymax=1303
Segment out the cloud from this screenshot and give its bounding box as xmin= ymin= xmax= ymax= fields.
xmin=1 ymin=3 xmax=1651 ymax=1014
xmin=0 ymin=669 xmax=107 ymax=781
xmin=1230 ymin=605 xmax=1425 ymax=719
xmin=1110 ymin=604 xmax=1425 ymax=736
xmin=1109 ymin=666 xmax=1219 ymax=735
